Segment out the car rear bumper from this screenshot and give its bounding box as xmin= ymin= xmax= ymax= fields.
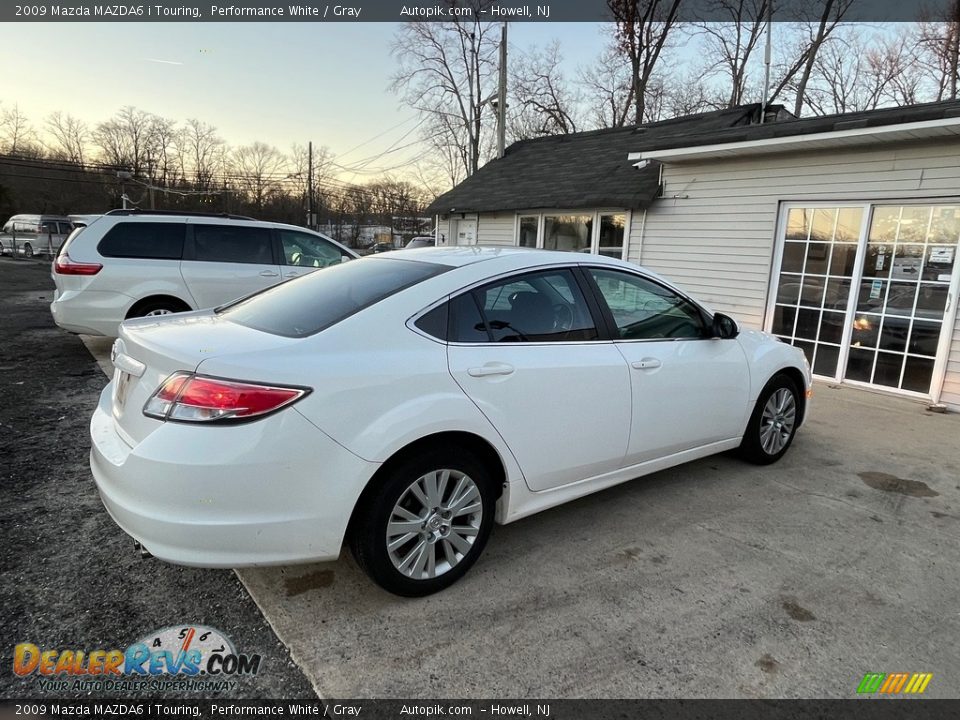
xmin=50 ymin=289 xmax=130 ymax=336
xmin=89 ymin=383 xmax=379 ymax=567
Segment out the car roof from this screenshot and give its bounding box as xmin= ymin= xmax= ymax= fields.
xmin=382 ymin=245 xmax=632 ymax=269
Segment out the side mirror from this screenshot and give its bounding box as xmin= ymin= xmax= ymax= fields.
xmin=712 ymin=312 xmax=739 ymax=339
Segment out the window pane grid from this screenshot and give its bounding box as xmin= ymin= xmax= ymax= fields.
xmin=773 ymin=206 xmax=864 ymax=378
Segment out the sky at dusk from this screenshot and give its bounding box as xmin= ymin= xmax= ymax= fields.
xmin=3 ymin=22 xmax=607 ymax=180
xmin=2 ymin=21 xmax=908 ymax=183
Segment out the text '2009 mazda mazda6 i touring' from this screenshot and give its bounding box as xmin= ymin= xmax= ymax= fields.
xmin=90 ymin=247 xmax=811 ymax=596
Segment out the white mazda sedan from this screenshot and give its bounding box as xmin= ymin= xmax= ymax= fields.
xmin=90 ymin=247 xmax=811 ymax=596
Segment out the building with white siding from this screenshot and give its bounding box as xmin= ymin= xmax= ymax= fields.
xmin=427 ymin=101 xmax=960 ymax=410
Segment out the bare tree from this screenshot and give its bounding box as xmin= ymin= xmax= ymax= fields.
xmin=875 ymin=35 xmax=925 ymax=105
xmin=915 ymin=5 xmax=960 ymax=101
xmin=391 ymin=5 xmax=499 ymax=178
xmin=231 ymin=142 xmax=286 ymax=211
xmin=508 ymin=40 xmax=581 ymax=140
xmin=93 ymin=106 xmax=159 ymax=174
xmin=696 ymin=0 xmax=770 ymax=108
xmin=0 ymin=104 xmax=40 ymax=156
xmin=578 ymin=42 xmax=636 ymax=128
xmin=176 ymin=118 xmax=225 ymax=190
xmin=145 ymin=115 xmax=178 ymax=188
xmin=663 ymin=70 xmax=724 ymax=116
xmin=802 ymin=29 xmax=908 ymax=114
xmin=607 ymin=0 xmax=685 ymax=126
xmin=45 ymin=112 xmax=89 ymax=164
xmin=762 ymin=1 xmax=855 ymax=116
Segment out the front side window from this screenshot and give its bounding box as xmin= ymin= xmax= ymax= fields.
xmin=194 ymin=224 xmax=273 ymax=265
xmin=588 ymin=268 xmax=705 ymax=340
xmin=98 ymin=222 xmax=184 ymax=260
xmin=467 ymin=269 xmax=598 ymax=343
xmin=279 ymin=229 xmax=347 ymax=267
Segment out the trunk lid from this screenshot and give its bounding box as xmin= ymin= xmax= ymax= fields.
xmin=110 ymin=310 xmax=299 ymax=445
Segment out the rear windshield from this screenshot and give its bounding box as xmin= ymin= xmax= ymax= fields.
xmin=219 ymin=257 xmax=449 ymax=338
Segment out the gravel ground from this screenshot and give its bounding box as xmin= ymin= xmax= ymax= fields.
xmin=0 ymin=258 xmax=316 ymax=701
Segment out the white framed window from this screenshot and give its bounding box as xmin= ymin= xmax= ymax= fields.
xmin=515 ymin=210 xmax=629 ymax=259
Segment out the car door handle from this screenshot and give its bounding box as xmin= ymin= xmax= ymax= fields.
xmin=467 ymin=362 xmax=515 ymax=378
xmin=259 ymin=270 xmax=279 ymax=278
xmin=631 ymin=358 xmax=662 ymax=370
xmin=284 ymin=271 xmax=301 ymax=277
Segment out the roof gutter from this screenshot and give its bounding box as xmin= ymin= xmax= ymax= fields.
xmin=627 ymin=115 xmax=960 ymax=163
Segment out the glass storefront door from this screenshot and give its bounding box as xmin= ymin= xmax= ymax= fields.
xmin=770 ymin=203 xmax=960 ymax=397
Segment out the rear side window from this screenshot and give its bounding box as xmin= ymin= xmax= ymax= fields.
xmin=194 ymin=224 xmax=273 ymax=265
xmin=220 ymin=257 xmax=449 ymax=338
xmin=98 ymin=222 xmax=184 ymax=259
xmin=449 ymin=293 xmax=490 ymax=343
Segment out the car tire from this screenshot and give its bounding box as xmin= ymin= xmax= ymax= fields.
xmin=22 ymin=242 xmax=33 ymax=258
xmin=349 ymin=448 xmax=496 ymax=597
xmin=127 ymin=299 xmax=188 ymax=319
xmin=738 ymin=374 xmax=800 ymax=465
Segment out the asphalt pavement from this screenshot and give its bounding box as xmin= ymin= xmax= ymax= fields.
xmin=4 ymin=256 xmax=960 ymax=700
xmin=0 ymin=258 xmax=316 ymax=700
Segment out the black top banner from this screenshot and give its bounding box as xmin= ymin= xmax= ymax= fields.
xmin=2 ymin=0 xmax=940 ymax=23
xmin=3 ymin=699 xmax=960 ymax=719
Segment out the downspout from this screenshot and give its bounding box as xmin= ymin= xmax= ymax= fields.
xmin=635 ymin=208 xmax=647 ymax=265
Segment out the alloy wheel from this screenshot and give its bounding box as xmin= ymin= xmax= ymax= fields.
xmin=385 ymin=469 xmax=483 ymax=580
xmin=759 ymin=387 xmax=796 ymax=455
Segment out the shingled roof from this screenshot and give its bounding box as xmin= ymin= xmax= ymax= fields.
xmin=426 ymin=104 xmax=775 ymax=215
xmin=426 ymin=99 xmax=960 ymax=215
xmin=633 ymin=98 xmax=960 ymax=153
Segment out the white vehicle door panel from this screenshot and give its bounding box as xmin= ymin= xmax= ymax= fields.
xmin=180 ymin=223 xmax=281 ymax=309
xmin=615 ymin=339 xmax=750 ymax=464
xmin=584 ymin=265 xmax=751 ymax=464
xmin=448 ymin=343 xmax=632 ymax=492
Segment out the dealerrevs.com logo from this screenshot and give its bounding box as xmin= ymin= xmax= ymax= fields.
xmin=13 ymin=625 xmax=262 ymax=693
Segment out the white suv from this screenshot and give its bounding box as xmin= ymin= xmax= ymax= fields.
xmin=51 ymin=210 xmax=357 ymax=337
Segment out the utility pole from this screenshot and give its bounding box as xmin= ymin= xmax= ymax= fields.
xmin=307 ymin=141 xmax=314 ymax=230
xmin=497 ymin=22 xmax=508 ymax=158
xmin=760 ymin=0 xmax=773 ymax=124
xmin=117 ymin=170 xmax=132 ymax=209
xmin=950 ymin=0 xmax=960 ymax=101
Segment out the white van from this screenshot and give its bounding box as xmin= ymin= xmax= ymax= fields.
xmin=1 ymin=214 xmax=75 ymax=257
xmin=50 ymin=210 xmax=357 ymax=337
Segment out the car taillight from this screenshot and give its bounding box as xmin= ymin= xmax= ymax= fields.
xmin=54 ymin=254 xmax=102 ymax=275
xmin=143 ymin=372 xmax=309 ymax=423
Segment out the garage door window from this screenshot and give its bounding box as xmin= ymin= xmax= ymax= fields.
xmin=770 ymin=203 xmax=960 ymax=398
xmin=771 ymin=207 xmax=863 ymax=377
